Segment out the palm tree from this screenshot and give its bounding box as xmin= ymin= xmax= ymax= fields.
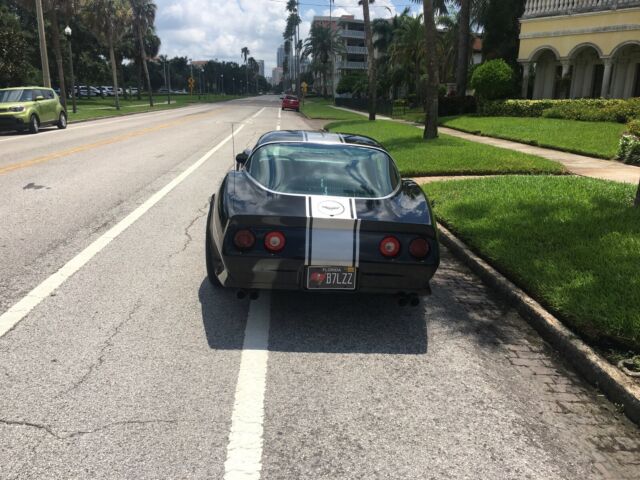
xmin=18 ymin=0 xmax=76 ymax=108
xmin=359 ymin=0 xmax=376 ymax=120
xmin=130 ymin=0 xmax=156 ymax=106
xmin=84 ymin=0 xmax=132 ymax=109
xmin=455 ymin=0 xmax=471 ymax=96
xmin=412 ymin=0 xmax=439 ymax=139
xmin=284 ymin=0 xmax=301 ymax=96
xmin=302 ymin=22 xmax=343 ymax=98
xmin=241 ymin=46 xmax=249 ymax=94
xmin=389 ymin=14 xmax=424 ymax=103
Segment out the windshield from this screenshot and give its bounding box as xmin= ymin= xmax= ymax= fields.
xmin=247 ymin=142 xmax=399 ymax=198
xmin=0 ymin=89 xmax=31 ymax=103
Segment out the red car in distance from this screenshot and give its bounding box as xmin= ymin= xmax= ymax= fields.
xmin=281 ymin=95 xmax=300 ymax=112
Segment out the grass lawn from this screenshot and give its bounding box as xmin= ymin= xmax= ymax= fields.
xmin=440 ymin=115 xmax=626 ymax=159
xmin=300 ymin=98 xmax=363 ymax=121
xmin=325 ymin=119 xmax=567 ymax=176
xmin=424 ymin=176 xmax=640 ymax=350
xmin=68 ymin=94 xmax=242 ymax=123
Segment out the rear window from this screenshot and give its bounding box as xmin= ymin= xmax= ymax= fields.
xmin=247 ymin=142 xmax=399 ymax=198
xmin=285 ymin=95 xmax=297 ymax=100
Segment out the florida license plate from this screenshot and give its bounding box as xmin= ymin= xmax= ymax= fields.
xmin=306 ymin=266 xmax=357 ymax=290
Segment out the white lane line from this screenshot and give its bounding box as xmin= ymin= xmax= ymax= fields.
xmin=223 ymin=293 xmax=271 ymax=480
xmin=0 ymin=107 xmax=266 ymax=338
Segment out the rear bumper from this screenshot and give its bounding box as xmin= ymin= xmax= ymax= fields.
xmin=217 ymin=256 xmax=437 ymax=295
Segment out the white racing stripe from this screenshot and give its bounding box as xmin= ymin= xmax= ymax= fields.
xmin=276 ymin=107 xmax=281 ymax=131
xmin=0 ymin=107 xmax=266 ymax=338
xmin=223 ymin=293 xmax=271 ymax=480
xmin=305 ymin=195 xmax=359 ymax=267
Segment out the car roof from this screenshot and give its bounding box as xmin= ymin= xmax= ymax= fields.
xmin=255 ymin=130 xmax=384 ymax=149
xmin=0 ymin=86 xmax=52 ymax=90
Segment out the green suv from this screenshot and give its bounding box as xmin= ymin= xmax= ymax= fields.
xmin=0 ymin=87 xmax=67 ymax=134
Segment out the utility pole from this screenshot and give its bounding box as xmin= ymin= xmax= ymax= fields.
xmin=35 ymin=0 xmax=51 ymax=87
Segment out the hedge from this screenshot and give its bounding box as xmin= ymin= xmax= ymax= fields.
xmin=478 ymin=98 xmax=640 ymax=123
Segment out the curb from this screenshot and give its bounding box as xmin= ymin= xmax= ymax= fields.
xmin=437 ymin=223 xmax=640 ymax=425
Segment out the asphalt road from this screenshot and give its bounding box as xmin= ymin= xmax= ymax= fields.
xmin=1 ymin=96 xmax=638 ymax=479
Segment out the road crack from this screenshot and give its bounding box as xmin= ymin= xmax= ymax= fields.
xmin=57 ymin=300 xmax=142 ymax=397
xmin=0 ymin=417 xmax=178 ymax=440
xmin=169 ymin=202 xmax=209 ymax=259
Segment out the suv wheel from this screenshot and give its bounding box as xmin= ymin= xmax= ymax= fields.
xmin=57 ymin=112 xmax=67 ymax=129
xmin=28 ymin=115 xmax=39 ymax=134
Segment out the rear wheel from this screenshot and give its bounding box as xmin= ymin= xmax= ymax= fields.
xmin=57 ymin=112 xmax=67 ymax=129
xmin=28 ymin=115 xmax=39 ymax=134
xmin=295 ymin=107 xmax=299 ymax=112
xmin=205 ymin=198 xmax=223 ymax=288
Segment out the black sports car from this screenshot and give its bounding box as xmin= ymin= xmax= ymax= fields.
xmin=205 ymin=130 xmax=439 ymax=301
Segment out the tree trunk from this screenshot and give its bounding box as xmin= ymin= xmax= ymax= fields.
xmin=635 ymin=177 xmax=640 ymax=208
xmin=109 ymin=41 xmax=120 ymax=110
xmin=456 ymin=0 xmax=471 ymax=97
xmin=362 ymin=0 xmax=376 ymax=121
xmin=422 ymin=0 xmax=439 ymax=139
xmin=138 ymin=29 xmax=153 ymax=106
xmin=48 ymin=9 xmax=67 ymax=109
xmin=137 ymin=60 xmax=143 ymax=101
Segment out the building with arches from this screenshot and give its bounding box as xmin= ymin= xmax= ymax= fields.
xmin=518 ymin=1 xmax=640 ymax=99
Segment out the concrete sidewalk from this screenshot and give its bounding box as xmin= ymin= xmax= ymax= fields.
xmin=331 ymin=106 xmax=640 ymax=184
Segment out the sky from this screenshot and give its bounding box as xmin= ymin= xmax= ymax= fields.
xmin=154 ymin=0 xmax=423 ymax=76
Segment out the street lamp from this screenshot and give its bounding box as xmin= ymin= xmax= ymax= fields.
xmin=220 ymin=74 xmax=224 ymax=95
xmin=64 ymin=26 xmax=77 ymax=114
xmin=232 ymin=76 xmax=235 ymax=95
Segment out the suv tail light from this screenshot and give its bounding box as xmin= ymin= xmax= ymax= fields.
xmin=264 ymin=231 xmax=286 ymax=252
xmin=409 ymin=238 xmax=430 ymax=259
xmin=233 ymin=229 xmax=255 ymax=250
xmin=379 ymin=236 xmax=400 ymax=257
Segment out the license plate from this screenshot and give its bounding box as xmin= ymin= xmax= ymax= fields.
xmin=306 ymin=266 xmax=357 ymax=290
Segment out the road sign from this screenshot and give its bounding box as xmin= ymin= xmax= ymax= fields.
xmin=188 ymin=76 xmax=195 ymax=95
xmin=301 ymin=81 xmax=308 ymax=95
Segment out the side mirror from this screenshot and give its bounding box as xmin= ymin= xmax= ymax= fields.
xmin=35 ymin=95 xmax=45 ymax=101
xmin=235 ymin=148 xmax=251 ymax=168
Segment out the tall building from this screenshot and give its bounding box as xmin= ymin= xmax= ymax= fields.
xmin=257 ymin=60 xmax=265 ymax=77
xmin=310 ymin=15 xmax=369 ymax=96
xmin=518 ymin=0 xmax=640 ymax=99
xmin=277 ymin=45 xmax=285 ymax=68
xmin=272 ymin=67 xmax=283 ymax=86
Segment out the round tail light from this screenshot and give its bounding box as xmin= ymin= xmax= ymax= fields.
xmin=264 ymin=231 xmax=286 ymax=252
xmin=409 ymin=238 xmax=430 ymax=259
xmin=379 ymin=236 xmax=401 ymax=257
xmin=233 ymin=229 xmax=255 ymax=250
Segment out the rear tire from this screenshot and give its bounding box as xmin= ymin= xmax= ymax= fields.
xmin=57 ymin=112 xmax=67 ymax=129
xmin=296 ymin=108 xmax=299 ymax=112
xmin=28 ymin=115 xmax=39 ymax=134
xmin=205 ymin=198 xmax=223 ymax=288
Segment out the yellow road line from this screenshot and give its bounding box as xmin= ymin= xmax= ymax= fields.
xmin=0 ymin=107 xmax=228 ymax=176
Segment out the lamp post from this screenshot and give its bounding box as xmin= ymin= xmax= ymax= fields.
xmin=232 ymin=76 xmax=235 ymax=95
xmin=220 ymin=74 xmax=224 ymax=95
xmin=63 ymin=26 xmax=77 ymax=114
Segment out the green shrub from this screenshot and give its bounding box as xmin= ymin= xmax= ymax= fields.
xmin=617 ymin=134 xmax=640 ymax=165
xmin=478 ymin=99 xmax=556 ymax=117
xmin=478 ymin=98 xmax=640 ymax=123
xmin=627 ymin=119 xmax=640 ymax=137
xmin=470 ymin=59 xmax=514 ymax=100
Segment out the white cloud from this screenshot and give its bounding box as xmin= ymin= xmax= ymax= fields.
xmin=155 ymin=0 xmax=407 ymax=74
